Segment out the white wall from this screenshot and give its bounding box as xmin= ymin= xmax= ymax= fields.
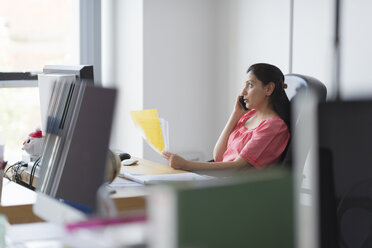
xmin=292 ymin=0 xmax=372 ymax=101
xmin=102 ymin=0 xmax=143 ymax=157
xmin=142 ymin=0 xmax=218 ymax=163
xmin=292 ymin=0 xmax=334 ymax=99
xmin=341 ymin=0 xmax=372 ymax=99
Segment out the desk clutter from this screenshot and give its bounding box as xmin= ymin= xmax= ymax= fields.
xmin=4 ymin=160 xmax=40 ymax=190
xmin=3 ymin=150 xmax=128 ymax=191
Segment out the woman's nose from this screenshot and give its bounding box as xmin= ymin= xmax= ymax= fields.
xmin=241 ymin=87 xmax=247 ymax=95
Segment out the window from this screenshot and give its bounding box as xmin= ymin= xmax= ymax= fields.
xmin=0 ymin=0 xmax=74 ymax=162
xmin=0 ymin=0 xmax=73 ymax=72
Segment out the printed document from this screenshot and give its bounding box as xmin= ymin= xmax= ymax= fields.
xmin=130 ymin=109 xmax=169 ymax=154
xmin=120 ymin=167 xmax=212 ymax=185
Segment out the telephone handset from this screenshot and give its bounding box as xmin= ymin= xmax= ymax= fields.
xmin=239 ymin=96 xmax=249 ymax=111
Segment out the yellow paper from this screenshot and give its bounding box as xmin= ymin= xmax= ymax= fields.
xmin=130 ymin=109 xmax=165 ymax=153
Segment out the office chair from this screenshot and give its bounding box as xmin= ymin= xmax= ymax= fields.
xmin=281 ymin=74 xmax=327 ymax=167
xmin=284 ymin=74 xmax=327 ymax=102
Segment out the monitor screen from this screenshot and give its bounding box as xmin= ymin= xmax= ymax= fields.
xmin=318 ymin=100 xmax=372 ymax=248
xmin=35 ymin=65 xmax=117 ymax=219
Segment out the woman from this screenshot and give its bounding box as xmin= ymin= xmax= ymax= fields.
xmin=162 ymin=63 xmax=290 ymax=171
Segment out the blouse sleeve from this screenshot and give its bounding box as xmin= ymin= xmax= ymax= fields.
xmin=239 ymin=118 xmax=290 ymax=169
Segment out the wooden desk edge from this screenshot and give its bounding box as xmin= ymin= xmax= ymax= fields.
xmin=0 ymin=204 xmax=43 ymax=224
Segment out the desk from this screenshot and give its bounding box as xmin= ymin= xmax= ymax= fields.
xmin=110 ymin=157 xmax=186 ymax=212
xmin=3 ymin=157 xmax=186 ymax=221
xmin=6 ymin=157 xmax=184 ymax=189
xmin=120 ymin=157 xmax=186 ymax=175
xmin=0 ymin=178 xmax=43 ymax=224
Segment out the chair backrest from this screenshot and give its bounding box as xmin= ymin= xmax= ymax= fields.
xmin=281 ymin=74 xmax=327 ymax=167
xmin=285 ymin=73 xmax=327 ymax=103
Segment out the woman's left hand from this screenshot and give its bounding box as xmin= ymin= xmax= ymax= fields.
xmin=161 ymin=151 xmax=188 ymax=170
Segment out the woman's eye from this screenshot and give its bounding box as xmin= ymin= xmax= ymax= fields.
xmin=248 ymin=83 xmax=253 ymax=88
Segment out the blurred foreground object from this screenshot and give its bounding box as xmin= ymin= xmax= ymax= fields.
xmin=105 ymin=150 xmax=121 ymax=182
xmin=149 ymin=168 xmax=293 ymax=248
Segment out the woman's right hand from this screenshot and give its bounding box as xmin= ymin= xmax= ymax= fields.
xmin=233 ymin=94 xmax=249 ymax=116
xmin=161 ymin=151 xmax=189 ymax=170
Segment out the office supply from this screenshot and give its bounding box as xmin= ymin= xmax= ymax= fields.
xmin=130 ymin=109 xmax=169 ymax=154
xmin=120 ymin=169 xmax=212 ymax=185
xmin=121 ymin=158 xmax=138 ymax=166
xmin=148 ymin=168 xmax=293 ymax=248
xmin=317 ymin=100 xmax=372 ymax=248
xmin=107 ymin=177 xmax=143 ymax=188
xmin=118 ymin=152 xmax=131 ymax=160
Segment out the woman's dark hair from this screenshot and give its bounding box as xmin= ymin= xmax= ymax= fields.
xmin=247 ymin=63 xmax=290 ymax=129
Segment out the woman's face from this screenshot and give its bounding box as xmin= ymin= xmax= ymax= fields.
xmin=242 ymin=71 xmax=271 ymax=110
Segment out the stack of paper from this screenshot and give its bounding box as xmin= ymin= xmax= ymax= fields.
xmin=120 ymin=167 xmax=212 ymax=185
xmin=130 ymin=109 xmax=169 ymax=154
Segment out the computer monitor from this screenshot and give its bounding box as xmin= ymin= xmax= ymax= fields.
xmin=42 ymin=65 xmax=94 ymax=83
xmin=317 ymin=100 xmax=372 ymax=248
xmin=34 ymin=65 xmax=117 ymax=221
xmin=38 ymin=65 xmax=94 ymax=133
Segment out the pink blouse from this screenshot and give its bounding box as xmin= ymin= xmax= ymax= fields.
xmin=222 ymin=110 xmax=290 ymax=169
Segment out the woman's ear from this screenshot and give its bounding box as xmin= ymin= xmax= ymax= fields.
xmin=265 ymin=82 xmax=275 ymax=96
